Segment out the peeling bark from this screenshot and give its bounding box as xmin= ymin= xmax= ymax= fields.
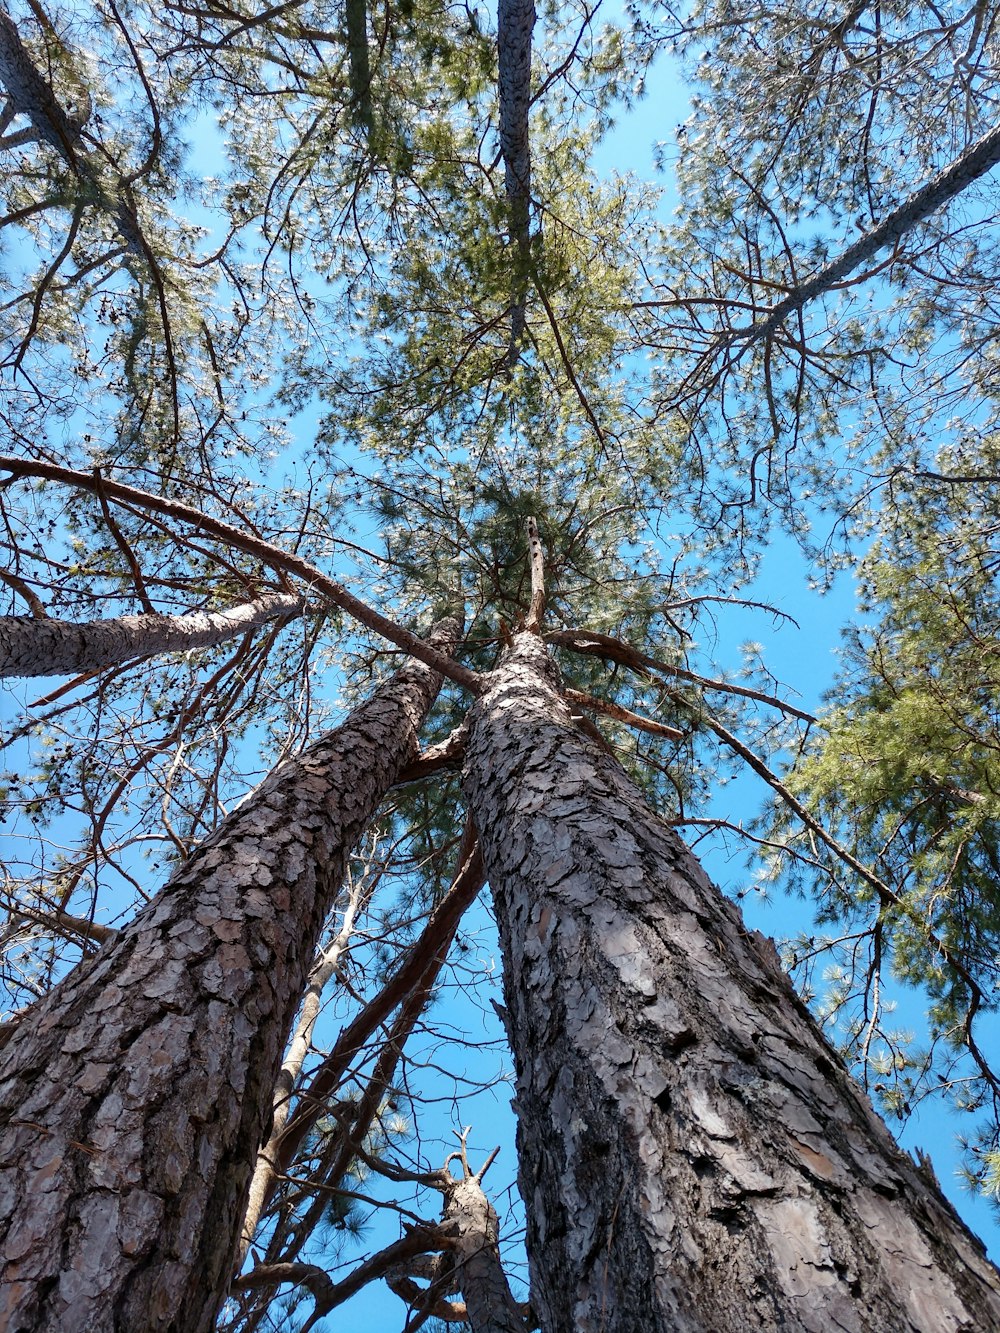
xmin=0 ymin=620 xmax=459 ymax=1333
xmin=0 ymin=593 xmax=303 ymax=678
xmin=463 ymin=631 xmax=1000 ymax=1333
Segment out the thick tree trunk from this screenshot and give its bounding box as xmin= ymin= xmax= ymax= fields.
xmin=0 ymin=592 xmax=303 ymax=677
xmin=0 ymin=621 xmax=458 ymax=1333
xmin=463 ymin=631 xmax=1000 ymax=1333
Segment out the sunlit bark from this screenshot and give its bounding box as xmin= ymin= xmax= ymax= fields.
xmin=464 ymin=630 xmax=1000 ymax=1332
xmin=0 ymin=620 xmax=459 ymax=1333
xmin=0 ymin=593 xmax=303 ymax=677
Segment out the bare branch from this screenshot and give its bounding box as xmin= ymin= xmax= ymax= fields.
xmin=0 ymin=456 xmax=482 ymax=692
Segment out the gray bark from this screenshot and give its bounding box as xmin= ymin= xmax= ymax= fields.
xmin=497 ymin=0 xmax=535 ymax=359
xmin=728 ymin=119 xmax=1000 ymax=351
xmin=386 ymin=1143 xmax=527 ymax=1332
xmin=0 ymin=455 xmax=482 ymax=692
xmin=0 ymin=620 xmax=458 ymax=1333
xmin=0 ymin=593 xmax=303 ymax=678
xmin=443 ymin=1172 xmax=527 ymax=1333
xmin=463 ymin=630 xmax=1000 ymax=1333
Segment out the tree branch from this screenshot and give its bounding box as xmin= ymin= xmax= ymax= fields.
xmin=564 ymin=686 xmax=684 ymax=740
xmin=0 ymin=456 xmax=482 ymax=692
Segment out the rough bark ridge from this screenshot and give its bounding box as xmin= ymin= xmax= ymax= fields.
xmin=0 ymin=593 xmax=303 ymax=677
xmin=0 ymin=622 xmax=458 ymax=1333
xmin=463 ymin=631 xmax=1000 ymax=1333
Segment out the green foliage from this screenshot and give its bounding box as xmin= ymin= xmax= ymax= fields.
xmin=630 ymin=0 xmax=1000 ymax=552
xmin=774 ymin=448 xmax=1000 ymax=1169
xmin=6 ymin=0 xmax=1000 ymax=1316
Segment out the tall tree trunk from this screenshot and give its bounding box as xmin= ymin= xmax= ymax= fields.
xmin=0 ymin=619 xmax=459 ymax=1333
xmin=497 ymin=0 xmax=535 ymax=362
xmin=441 ymin=1169 xmax=527 ymax=1333
xmin=462 ymin=630 xmax=1000 ymax=1333
xmin=0 ymin=592 xmax=303 ymax=677
xmin=345 ymin=0 xmax=373 ymax=138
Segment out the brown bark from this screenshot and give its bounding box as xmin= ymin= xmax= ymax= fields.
xmin=0 ymin=619 xmax=459 ymax=1333
xmin=0 ymin=593 xmax=303 ymax=677
xmin=441 ymin=1165 xmax=527 ymax=1332
xmin=462 ymin=630 xmax=1000 ymax=1333
xmin=388 ymin=1172 xmax=526 ymax=1331
xmin=385 ymin=1137 xmax=528 ymax=1332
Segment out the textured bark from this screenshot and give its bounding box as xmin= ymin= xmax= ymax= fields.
xmin=0 ymin=622 xmax=458 ymax=1333
xmin=0 ymin=593 xmax=303 ymax=678
xmin=385 ymin=1147 xmax=527 ymax=1332
xmin=442 ymin=1172 xmax=527 ymax=1333
xmin=463 ymin=631 xmax=1000 ymax=1333
xmin=727 ymin=119 xmax=1000 ymax=351
xmin=497 ymin=0 xmax=535 ymax=358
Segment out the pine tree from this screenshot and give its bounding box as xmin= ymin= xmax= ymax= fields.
xmin=3 ymin=0 xmax=1000 ymax=1328
xmin=0 ymin=618 xmax=459 ymax=1330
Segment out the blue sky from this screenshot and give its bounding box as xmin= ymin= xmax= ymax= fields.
xmin=286 ymin=35 xmax=1000 ymax=1325
xmin=2 ymin=4 xmax=998 ymax=1325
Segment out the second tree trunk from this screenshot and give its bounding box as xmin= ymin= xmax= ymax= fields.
xmin=0 ymin=623 xmax=457 ymax=1333
xmin=463 ymin=631 xmax=1000 ymax=1333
